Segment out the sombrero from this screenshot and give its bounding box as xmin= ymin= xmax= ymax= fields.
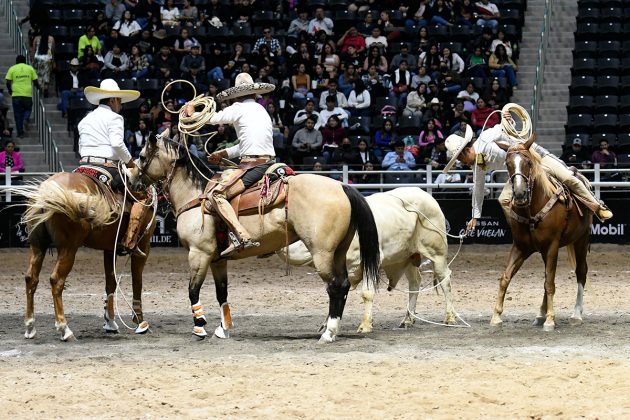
xmin=216 ymin=73 xmax=275 ymax=101
xmin=443 ymin=124 xmax=473 ymax=173
xmin=84 ymin=79 xmax=141 ymax=105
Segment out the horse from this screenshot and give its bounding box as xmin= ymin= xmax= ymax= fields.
xmin=20 ymin=172 xmax=157 ymax=341
xmin=132 ymin=133 xmax=380 ymax=343
xmin=492 ymin=135 xmax=592 ymax=331
xmin=277 ymin=187 xmax=456 ymax=332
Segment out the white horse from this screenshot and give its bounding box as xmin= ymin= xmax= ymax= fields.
xmin=278 ymin=187 xmax=456 ymax=332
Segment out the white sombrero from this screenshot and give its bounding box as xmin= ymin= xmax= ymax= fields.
xmin=84 ymin=79 xmax=141 ymax=105
xmin=443 ymin=124 xmax=473 ymax=173
xmin=216 ymin=73 xmax=275 ymax=101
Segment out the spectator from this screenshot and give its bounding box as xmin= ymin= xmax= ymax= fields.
xmin=154 ymin=45 xmax=179 ymax=80
xmin=489 ymin=44 xmax=518 ymax=89
xmin=347 ymin=79 xmax=371 ymax=117
xmin=293 ymin=98 xmax=322 ymax=130
xmin=291 ymin=63 xmax=313 ymax=99
xmin=319 ymin=95 xmax=349 ymax=129
xmin=104 ymin=28 xmax=124 ymax=53
xmin=81 ymin=45 xmax=103 ymax=79
xmin=391 ymin=59 xmax=412 ymax=110
xmin=0 ymin=109 xmax=13 ymax=139
xmin=174 ymin=27 xmax=200 ymax=60
xmin=404 ymin=82 xmax=428 ymax=117
xmin=30 ymin=28 xmax=55 ymax=98
xmin=135 ymin=0 xmax=161 ymax=29
xmin=308 ymin=7 xmax=334 ymax=36
xmin=374 ymin=118 xmax=398 ymax=155
xmin=204 ymin=0 xmax=228 ymax=24
xmin=418 ymin=44 xmax=441 ymax=78
xmin=181 ymin=43 xmax=206 ymax=74
xmin=465 ymin=46 xmax=489 ymax=79
xmin=356 ymin=138 xmax=379 ymax=167
xmin=322 ymin=115 xmax=347 ymax=162
xmin=411 ymin=65 xmax=431 ymax=88
xmin=419 ymin=137 xmax=448 ymax=170
xmin=311 ymin=63 xmax=330 ymax=96
xmin=356 ymin=11 xmax=376 ymax=36
xmin=475 ymin=0 xmax=500 ymax=30
xmin=129 ymin=44 xmax=151 ymax=79
xmin=457 ymin=82 xmax=480 ymax=112
xmin=338 ymin=64 xmax=358 ymax=98
xmin=290 ymin=42 xmax=315 ymax=73
xmin=331 ymin=136 xmax=362 ymax=168
xmin=423 ymin=97 xmax=444 ymax=124
xmin=470 ymin=26 xmax=494 ymax=60
xmin=363 ymin=45 xmax=388 ymax=74
xmin=254 ymin=44 xmax=278 ymax=77
xmin=292 ymin=115 xmax=323 ymax=164
xmin=78 ymin=26 xmax=101 ymax=59
xmin=430 ymin=0 xmax=454 ymax=26
xmin=390 ymin=43 xmax=417 ymax=72
xmin=102 ymin=44 xmax=130 ymax=79
xmin=266 ymin=102 xmax=287 ymax=152
xmin=561 ymin=138 xmax=590 ymax=165
xmin=348 ymin=1 xmax=374 ymax=14
xmin=183 ymin=63 xmax=209 ymax=93
xmin=318 ymin=44 xmax=340 ymax=76
xmin=5 ymin=55 xmax=38 ymax=138
xmin=441 ymin=46 xmax=466 ymax=75
xmin=490 ymin=29 xmax=514 ymax=57
xmin=418 ymin=119 xmax=444 ymax=148
xmin=105 ymin=0 xmax=126 ymax=24
xmin=253 ymin=27 xmax=282 ymax=58
xmin=161 ymin=0 xmax=180 ymax=27
xmin=179 ymin=0 xmax=199 ymax=27
xmin=224 ymin=42 xmax=248 ymax=80
xmin=365 ymin=26 xmax=388 ymax=51
xmin=0 ymin=140 xmax=25 ymax=174
xmin=471 ymin=97 xmax=499 ymax=132
xmin=445 ymin=99 xmax=471 ymax=133
xmin=455 ymin=0 xmax=476 ymax=26
xmin=337 ymin=27 xmax=366 ymax=55
xmin=416 ymin=25 xmax=432 ymax=52
xmin=129 ymin=118 xmax=152 ymax=158
xmin=591 ymin=139 xmax=617 ymax=168
xmin=340 ymin=45 xmax=364 ymax=72
xmin=58 ymin=58 xmax=89 ymax=118
xmin=319 ymin=79 xmax=348 ymax=110
xmin=382 ymin=140 xmax=416 ymax=171
xmin=403 ymin=0 xmax=429 ymax=30
xmin=484 ymin=78 xmax=508 ymax=109
xmin=137 ymin=29 xmax=156 ymax=58
xmin=93 ymin=11 xmax=110 ymax=40
xmin=113 ymin=10 xmax=142 ymax=46
xmin=288 ymin=9 xmax=310 ymax=38
xmin=313 ymin=30 xmax=337 ymax=61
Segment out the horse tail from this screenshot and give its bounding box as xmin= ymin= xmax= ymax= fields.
xmin=342 ymin=185 xmax=380 ymax=289
xmin=566 ymin=244 xmax=577 ymax=272
xmin=21 ymin=180 xmax=117 ymax=235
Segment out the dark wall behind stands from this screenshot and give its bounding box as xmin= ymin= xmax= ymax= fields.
xmin=1 ymin=199 xmax=627 ymax=248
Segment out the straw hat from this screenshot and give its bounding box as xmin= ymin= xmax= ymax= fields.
xmin=443 ymin=124 xmax=473 ymax=173
xmin=216 ymin=73 xmax=275 ymax=101
xmin=84 ymin=79 xmax=141 ymax=105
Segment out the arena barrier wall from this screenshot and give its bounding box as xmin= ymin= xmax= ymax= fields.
xmin=1 ymin=199 xmax=627 ymax=247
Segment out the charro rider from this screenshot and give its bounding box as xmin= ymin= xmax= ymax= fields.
xmin=79 ymin=79 xmax=148 ymax=257
xmin=186 ymin=73 xmax=276 ymax=257
xmin=443 ymin=107 xmax=613 ymax=234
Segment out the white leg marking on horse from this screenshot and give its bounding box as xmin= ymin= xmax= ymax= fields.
xmin=357 ymin=286 xmax=374 ymax=333
xmin=103 ymin=310 xmax=119 ymax=333
xmin=319 ymin=317 xmax=340 ymax=343
xmin=24 ymin=318 xmax=36 ymax=339
xmin=56 ymin=323 xmax=75 ymax=342
xmin=135 ymin=321 xmax=150 ymax=334
xmin=570 ymin=282 xmax=585 ymax=325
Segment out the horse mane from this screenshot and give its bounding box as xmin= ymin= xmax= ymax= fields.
xmin=160 ymin=138 xmax=215 ymax=189
xmin=517 ymin=146 xmax=557 ymax=198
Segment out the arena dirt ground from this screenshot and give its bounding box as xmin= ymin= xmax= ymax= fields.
xmin=0 ymin=244 xmax=629 ymax=419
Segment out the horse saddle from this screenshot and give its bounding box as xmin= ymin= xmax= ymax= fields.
xmin=73 ymin=164 xmax=142 ymax=214
xmin=230 ymin=163 xmax=295 ymax=216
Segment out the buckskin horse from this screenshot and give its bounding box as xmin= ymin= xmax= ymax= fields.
xmin=491 ymin=136 xmax=592 ymax=331
xmin=20 ymin=171 xmax=157 ymax=341
xmin=277 ymin=187 xmax=457 ymax=332
xmin=132 ymin=133 xmax=380 ymax=343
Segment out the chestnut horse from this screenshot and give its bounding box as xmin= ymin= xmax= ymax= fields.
xmin=20 ymin=172 xmax=157 ymax=341
xmin=132 ymin=133 xmax=380 ymax=343
xmin=491 ymin=136 xmax=592 ymax=331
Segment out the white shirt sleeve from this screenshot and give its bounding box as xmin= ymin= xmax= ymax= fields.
xmin=110 ymin=114 xmax=133 ymax=163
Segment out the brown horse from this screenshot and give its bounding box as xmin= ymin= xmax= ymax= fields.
xmin=132 ymin=133 xmax=380 ymax=343
xmin=491 ymin=136 xmax=592 ymax=331
xmin=20 ymin=172 xmax=157 ymax=341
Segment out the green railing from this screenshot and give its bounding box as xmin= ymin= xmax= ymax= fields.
xmin=530 ymin=0 xmax=553 ymax=131
xmin=2 ymin=0 xmax=63 ymax=172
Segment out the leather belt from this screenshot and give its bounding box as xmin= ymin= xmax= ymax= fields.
xmin=241 ymin=155 xmax=274 ymax=160
xmin=80 ymin=156 xmax=117 ymax=164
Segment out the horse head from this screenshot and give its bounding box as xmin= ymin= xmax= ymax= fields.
xmin=134 ymin=130 xmax=181 ymax=188
xmin=497 ymin=133 xmax=538 ymax=207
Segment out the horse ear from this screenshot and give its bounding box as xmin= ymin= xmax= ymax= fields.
xmin=524 ymin=133 xmax=537 ymax=150
xmin=495 ymin=141 xmax=509 ymax=152
xmin=148 ymin=134 xmax=157 ymax=144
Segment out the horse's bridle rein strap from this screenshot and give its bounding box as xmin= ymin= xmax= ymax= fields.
xmin=510 ymin=184 xmax=564 ymax=231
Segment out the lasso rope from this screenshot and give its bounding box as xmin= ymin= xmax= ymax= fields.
xmin=500 ymin=102 xmax=532 ymax=142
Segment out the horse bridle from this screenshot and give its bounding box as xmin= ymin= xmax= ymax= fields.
xmin=507 ymin=150 xmax=534 ymax=208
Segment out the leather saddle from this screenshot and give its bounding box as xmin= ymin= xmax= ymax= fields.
xmin=73 ymin=164 xmax=135 ymax=214
xmin=229 ymin=163 xmax=294 ymax=216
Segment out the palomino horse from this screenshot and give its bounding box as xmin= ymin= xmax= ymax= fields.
xmin=492 ymin=136 xmax=592 ymax=331
xmin=20 ymin=172 xmax=156 ymax=341
xmin=278 ymin=187 xmax=456 ymax=332
xmin=132 ymin=134 xmax=380 ymax=343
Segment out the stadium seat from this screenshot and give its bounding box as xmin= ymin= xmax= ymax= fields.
xmin=594 ymin=95 xmax=618 ymax=114
xmin=576 ymin=7 xmax=599 ymax=23
xmin=573 ymin=40 xmax=597 ymax=59
xmin=348 ymin=135 xmax=371 ymax=147
xmin=397 ymin=115 xmax=423 ymax=135
xmin=55 ymin=43 xmax=76 ymax=61
xmin=600 ymin=7 xmax=623 ymax=22
xmin=596 ymin=75 xmax=619 ymax=95
xmin=619 ymin=94 xmax=630 ymax=112
xmin=63 ymin=9 xmax=84 ymax=23
xmin=566 ymin=133 xmax=591 ymax=148
xmin=427 ymin=25 xmax=449 ymax=42
xmin=597 ymin=58 xmax=621 ymax=75
xmin=598 ymin=40 xmax=621 ymax=58
xmin=618 ymin=114 xmax=630 ymax=131
xmin=347 ymin=116 xmax=371 ymax=135
xmin=500 ymin=9 xmax=522 ymax=26
xmin=593 ymin=113 xmax=618 ymax=132
xmin=572 ymin=58 xmax=597 ymax=76
xmin=566 ymin=113 xmax=593 ymax=133
xmin=451 ymin=25 xmax=473 ymax=43
xmin=617 ymin=132 xmax=630 ymax=149
xmin=570 ymin=76 xmax=595 ymax=95
xmin=599 ymin=22 xmax=622 ymax=41
xmin=575 ymin=23 xmax=598 ymax=41
xmin=567 ymin=95 xmax=594 ymax=114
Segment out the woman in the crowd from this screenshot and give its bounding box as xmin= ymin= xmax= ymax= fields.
xmin=129 ymin=44 xmax=150 ymax=79
xmin=338 ymin=64 xmax=358 ymax=98
xmin=0 ymin=140 xmax=25 ymax=174
xmin=347 ymin=79 xmax=371 ymax=117
xmin=363 ymin=45 xmax=388 ymax=73
xmin=418 ymin=118 xmax=444 ymax=149
xmin=484 ymin=78 xmax=508 ymax=110
xmin=291 ymin=62 xmax=313 ymax=99
xmin=489 ymin=44 xmax=518 ymax=89
xmin=403 ymin=82 xmax=428 ymax=118
xmin=30 ymin=28 xmax=55 ymax=97
xmin=318 ymin=43 xmax=340 ymax=76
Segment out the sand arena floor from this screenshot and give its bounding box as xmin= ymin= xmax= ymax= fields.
xmin=0 ymin=244 xmax=629 ymax=418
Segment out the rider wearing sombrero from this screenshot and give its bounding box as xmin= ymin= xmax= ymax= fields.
xmin=187 ymin=73 xmax=276 ymax=257
xmin=79 ymin=79 xmax=149 ymax=257
xmin=443 ymin=107 xmax=613 ymax=234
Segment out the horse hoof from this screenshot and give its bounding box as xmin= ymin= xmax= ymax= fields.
xmin=490 ymin=320 xmax=503 ymax=329
xmin=356 ymin=323 xmax=373 ymax=333
xmin=135 ymin=321 xmax=150 ymax=334
xmin=569 ymin=316 xmax=583 ymax=326
xmin=191 ymin=333 xmax=206 ymax=341
xmin=398 ymin=320 xmax=414 ymax=330
xmin=62 ymin=333 xmax=77 ymax=342
xmin=214 ymin=324 xmax=230 ymax=339
xmin=532 ymin=317 xmax=545 ymax=327
xmin=543 ymin=323 xmax=555 ymax=332
xmin=444 ymin=316 xmax=457 ymax=325
xmin=192 ymin=326 xmax=207 ymax=341
xmin=24 ymin=328 xmax=36 ymax=339
xmin=318 ymin=330 xmax=336 ymax=343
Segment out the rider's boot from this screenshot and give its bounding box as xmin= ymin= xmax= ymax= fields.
xmin=563 ymin=178 xmax=613 ymax=222
xmin=120 ymin=201 xmax=150 ymax=257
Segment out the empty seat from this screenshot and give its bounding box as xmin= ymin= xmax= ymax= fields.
xmin=572 ymin=58 xmax=597 ymax=76
xmin=573 ymin=40 xmax=597 ymax=59
xmin=596 ymin=75 xmax=619 ymax=95
xmin=347 ymin=116 xmax=371 ymax=134
xmin=598 ymin=40 xmax=621 ymax=58
xmin=594 ymin=95 xmax=618 ymax=113
xmin=593 ymin=113 xmax=618 ymax=132
xmin=619 ymin=94 xmax=630 ymax=112
xmin=597 ymin=57 xmax=621 ymax=75
xmin=576 ymin=7 xmax=599 ymax=23
xmin=55 ymin=43 xmax=76 ymax=60
xmin=570 ymin=75 xmax=595 ymax=95
xmin=567 ymin=95 xmax=594 ymax=114
xmin=450 ymin=25 xmax=472 ymax=43
xmin=618 ymin=114 xmax=630 ymax=131
xmin=500 ymin=9 xmax=522 ymax=26
xmin=566 ymin=113 xmax=593 ymax=133
xmin=599 ymin=22 xmax=622 ymax=41
xmin=63 ymin=9 xmax=84 ymax=23
xmin=397 ymin=115 xmax=423 ymax=135
xmin=575 ymin=23 xmax=598 ymax=41
xmin=600 ymin=7 xmax=623 ymax=22
xmin=427 ymin=25 xmax=450 ymax=42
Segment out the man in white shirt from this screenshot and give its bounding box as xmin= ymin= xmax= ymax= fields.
xmin=79 ymin=79 xmax=148 ymax=257
xmin=293 ymin=99 xmax=322 ymax=130
xmin=364 ymin=27 xmax=388 ymax=50
xmin=318 ymin=79 xmax=348 ymax=111
xmin=187 ymin=73 xmax=276 ymax=257
xmin=475 ymin=0 xmax=501 ymax=30
xmin=308 ymin=6 xmax=334 ymax=35
xmin=287 ymin=9 xmax=310 ymax=38
xmin=318 ymin=95 xmax=349 ymax=129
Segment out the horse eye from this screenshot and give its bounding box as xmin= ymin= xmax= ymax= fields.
xmin=139 ymin=155 xmax=146 ymax=162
